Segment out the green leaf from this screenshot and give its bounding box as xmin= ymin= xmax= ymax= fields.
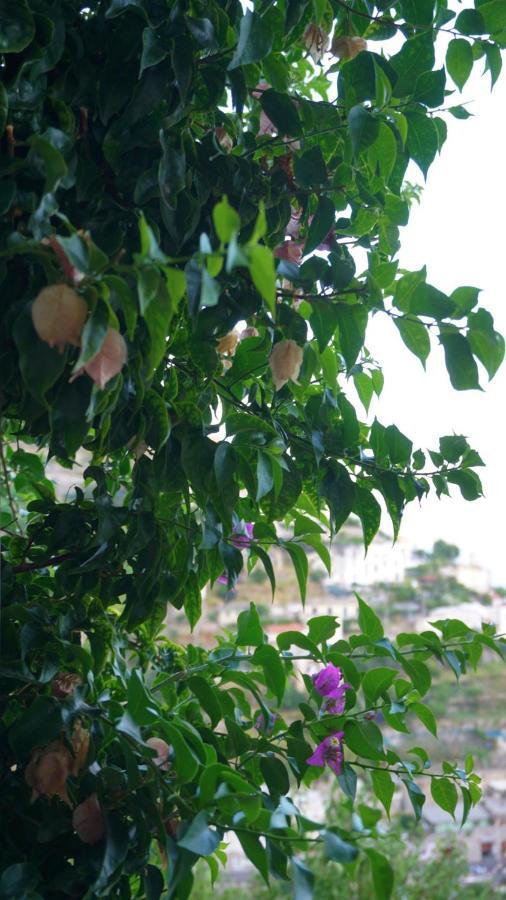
xmin=440 ymin=331 xmax=481 ymax=390
xmin=229 ymin=11 xmax=274 ymax=69
xmin=305 ymin=197 xmax=334 ymax=255
xmin=338 ymin=762 xmax=358 ymax=801
xmin=394 ymin=315 xmax=430 ymax=367
xmin=356 ymin=594 xmax=384 ymax=641
xmin=410 ymin=701 xmax=438 ymax=737
xmin=178 ymin=813 xmax=221 ymax=856
xmin=336 ymin=304 xmax=368 ymax=370
xmin=188 ymin=677 xmax=222 ymax=729
xmin=236 ymin=603 xmax=264 ymax=647
xmin=159 ymin=722 xmax=199 ymax=782
xmin=73 ymin=300 xmax=109 ymax=369
xmin=451 ymin=286 xmax=480 ymax=316
xmin=431 ymin=776 xmax=458 ymax=818
xmin=237 ymin=832 xmax=269 ymax=882
xmin=348 ymin=105 xmax=379 ymax=156
xmin=455 ymin=10 xmax=486 ymax=35
xmin=362 ymin=667 xmax=397 ymax=701
xmin=0 ymin=864 xmax=40 ymax=899
xmin=344 ymin=720 xmax=385 ymax=761
xmin=253 ymin=643 xmax=286 ymax=704
xmin=251 ymin=544 xmax=276 ymax=597
xmin=365 ymin=848 xmax=394 ymax=900
xmin=256 ymin=450 xmax=274 ymax=501
xmin=307 ymin=615 xmax=338 ymax=644
xmin=0 ymin=0 xmax=35 ymax=53
xmin=479 ymin=0 xmax=506 ymax=34
xmin=294 ymin=145 xmax=328 ymax=187
xmin=260 ymin=89 xmax=302 ymax=135
xmin=28 ymin=135 xmax=67 ymax=194
xmin=385 ymin=424 xmax=413 ymax=466
xmin=144 ymin=390 xmax=171 ymax=450
xmin=371 ymin=768 xmax=395 ymax=816
xmin=94 ymin=813 xmax=129 ymax=893
xmin=446 ymin=39 xmax=473 ymax=90
xmin=402 ymin=658 xmax=431 ymax=696
xmin=390 ymin=31 xmax=435 ymax=95
xmin=283 ymin=541 xmax=309 ymax=605
xmin=354 ymin=487 xmax=381 ymax=552
xmin=368 ymin=122 xmax=397 ymax=180
xmin=248 ymin=244 xmax=276 ymax=314
xmin=403 ymin=779 xmax=425 ymax=821
xmin=467 ymin=308 xmax=505 ymax=378
xmin=13 ymin=307 xmax=67 ymax=406
xmin=353 ymin=372 xmax=374 ymax=411
xmin=200 ymin=268 xmax=220 ymax=308
xmin=405 ymin=110 xmax=439 ymax=178
xmin=292 ymin=858 xmax=314 ymax=900
xmin=323 ymin=830 xmax=358 ymax=863
xmin=140 ymin=26 xmax=168 ymax=74
xmin=213 ymin=197 xmax=241 ymax=243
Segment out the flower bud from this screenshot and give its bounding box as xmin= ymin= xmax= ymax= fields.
xmin=25 ymin=741 xmax=73 ymax=805
xmin=217 ymin=332 xmax=239 ymax=356
xmin=32 ymin=284 xmax=88 ymax=352
xmin=72 ymin=794 xmax=105 ymax=844
xmin=215 ymin=127 xmax=233 ymax=153
xmin=51 ymin=672 xmax=82 ymax=700
xmin=269 ymin=339 xmax=304 ymax=390
xmin=331 ymin=35 xmax=367 ymax=60
xmin=146 ymin=737 xmax=171 ymax=770
xmin=239 ymin=326 xmax=259 ymax=341
xmin=73 ymin=327 xmax=127 ymax=389
xmin=274 ymin=241 xmax=304 ymax=264
xmin=303 ymin=23 xmax=330 ymax=63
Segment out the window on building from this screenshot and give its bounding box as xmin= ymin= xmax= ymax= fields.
xmin=481 ymin=842 xmax=493 ymax=859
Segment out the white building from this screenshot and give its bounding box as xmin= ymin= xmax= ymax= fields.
xmin=325 ymin=528 xmax=413 ymax=590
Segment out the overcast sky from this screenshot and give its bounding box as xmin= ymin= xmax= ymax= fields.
xmin=365 ymin=67 xmax=506 ymax=585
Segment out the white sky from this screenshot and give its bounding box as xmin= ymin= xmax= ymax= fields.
xmin=365 ymin=67 xmax=506 ymax=585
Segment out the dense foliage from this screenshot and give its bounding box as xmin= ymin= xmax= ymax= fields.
xmin=1 ymin=0 xmax=505 ymax=897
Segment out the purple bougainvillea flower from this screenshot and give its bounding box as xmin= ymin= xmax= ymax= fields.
xmin=312 ymin=663 xmax=350 ymax=714
xmin=254 ymin=711 xmax=278 ymax=735
xmin=231 ymin=522 xmax=254 ymax=549
xmin=306 ymin=731 xmax=344 ymax=776
xmin=217 ymin=523 xmax=254 ymax=585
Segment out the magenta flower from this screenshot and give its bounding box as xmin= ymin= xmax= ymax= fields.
xmin=217 ymin=523 xmax=254 ymax=586
xmin=306 ymin=731 xmax=344 ymax=776
xmin=254 ymin=711 xmax=278 ymax=735
xmin=312 ymin=663 xmax=350 ymax=714
xmin=231 ymin=522 xmax=254 ymax=549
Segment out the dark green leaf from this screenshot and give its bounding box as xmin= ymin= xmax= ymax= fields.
xmin=446 ymin=39 xmax=473 ymax=90
xmin=356 ymin=594 xmax=384 ymax=641
xmin=260 ymin=89 xmax=302 ymax=136
xmin=440 ymin=332 xmax=481 ymax=390
xmin=178 ymin=813 xmax=221 ymax=856
xmin=253 ymin=644 xmax=286 ymax=704
xmin=354 ymin=487 xmax=381 ymax=551
xmin=236 ymin=603 xmax=264 ymax=647
xmin=0 ymin=0 xmax=35 ymax=52
xmin=348 ymin=105 xmax=379 ymax=156
xmin=365 ymin=848 xmax=394 ymax=900
xmin=323 ymin=830 xmax=358 ymax=863
xmin=229 ymin=11 xmax=273 ymax=69
xmin=371 ymin=768 xmax=395 ymax=816
xmin=431 ymin=777 xmax=458 ymax=818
